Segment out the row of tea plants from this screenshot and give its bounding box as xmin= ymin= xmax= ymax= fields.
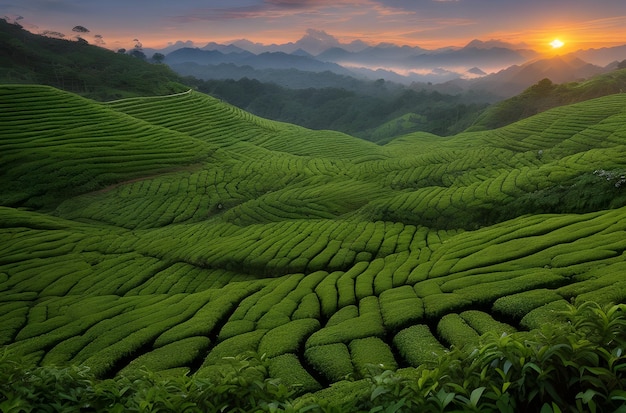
xmin=2 ymin=301 xmax=625 ymax=412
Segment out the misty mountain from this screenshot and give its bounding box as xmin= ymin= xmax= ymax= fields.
xmin=403 ymin=47 xmax=532 ymax=72
xmin=568 ymin=45 xmax=626 ymax=67
xmin=169 ymin=62 xmax=369 ymax=90
xmin=157 ymin=29 xmax=624 ymax=92
xmin=166 ymin=48 xmax=253 ymax=65
xmin=313 ymin=38 xmax=537 ymax=72
xmin=165 ymin=48 xmax=354 ymax=76
xmin=317 ymin=43 xmax=429 ymax=65
xmin=444 ymin=55 xmax=607 ymax=98
xmin=347 ymin=66 xmax=465 ymax=85
xmin=463 ymin=39 xmax=538 ymax=58
xmin=229 ymin=29 xmax=368 ymax=55
xmin=201 ymin=42 xmax=248 ymax=54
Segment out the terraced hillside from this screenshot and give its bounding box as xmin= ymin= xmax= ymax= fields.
xmin=1 ymin=84 xmax=626 ymax=395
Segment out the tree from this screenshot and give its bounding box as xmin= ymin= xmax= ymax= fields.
xmin=117 ymin=48 xmax=126 ymax=54
xmin=152 ymin=53 xmax=165 ymax=64
xmin=72 ymin=25 xmax=90 ymax=34
xmin=129 ymin=49 xmax=146 ymax=60
xmin=42 ymin=30 xmax=65 ymax=39
xmin=3 ymin=15 xmax=23 ymax=27
xmin=72 ymin=25 xmax=90 ymax=43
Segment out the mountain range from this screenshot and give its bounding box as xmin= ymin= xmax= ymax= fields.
xmin=147 ymin=29 xmax=626 ymax=98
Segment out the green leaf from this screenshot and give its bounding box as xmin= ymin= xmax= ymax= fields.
xmin=540 ymin=402 xmax=562 ymax=413
xmin=371 ymin=385 xmax=390 ymax=401
xmin=436 ymin=389 xmax=455 ymax=408
xmin=387 ymin=397 xmax=407 ymax=413
xmin=503 ymin=359 xmax=513 ymax=375
xmin=577 ymin=389 xmax=599 ymax=404
xmin=469 ymin=387 xmax=486 ymax=407
xmin=540 ymin=403 xmax=553 ymax=413
xmin=610 ymin=389 xmax=626 ymax=401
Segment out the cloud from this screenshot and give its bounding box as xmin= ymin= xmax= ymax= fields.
xmin=9 ymin=0 xmax=80 ymax=13
xmin=264 ymin=0 xmax=329 ymax=7
xmin=167 ymin=0 xmax=390 ymax=24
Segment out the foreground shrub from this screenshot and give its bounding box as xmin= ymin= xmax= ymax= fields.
xmin=0 ymin=352 xmax=294 ymax=412
xmin=2 ymin=302 xmax=626 ymax=412
xmin=352 ymin=301 xmax=626 ymax=412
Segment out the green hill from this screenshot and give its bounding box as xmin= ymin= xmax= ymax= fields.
xmin=0 ymin=19 xmax=187 ymax=100
xmin=1 ymin=84 xmax=626 ymax=409
xmin=468 ymin=70 xmax=626 ymax=131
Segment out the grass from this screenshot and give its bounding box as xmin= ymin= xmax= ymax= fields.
xmin=1 ymin=83 xmax=626 ymax=400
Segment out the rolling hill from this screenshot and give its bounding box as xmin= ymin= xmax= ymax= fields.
xmin=0 ymin=19 xmax=188 ymax=100
xmin=468 ymin=68 xmax=626 ymax=131
xmin=1 ymin=84 xmax=626 ymax=408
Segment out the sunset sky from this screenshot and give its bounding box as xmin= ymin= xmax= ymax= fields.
xmin=3 ymin=0 xmax=626 ymax=53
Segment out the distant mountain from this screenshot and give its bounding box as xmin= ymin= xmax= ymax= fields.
xmin=316 ymin=43 xmax=535 ymax=77
xmin=569 ymin=45 xmax=626 ymax=67
xmin=464 ymin=39 xmax=529 ymax=49
xmin=201 ymin=42 xmax=247 ymax=54
xmin=166 ymin=48 xmax=253 ymax=65
xmin=404 ymin=47 xmax=531 ymax=72
xmin=165 ymin=48 xmax=354 ymax=75
xmin=291 ymin=48 xmax=314 ymax=58
xmin=463 ymin=39 xmax=538 ymax=59
xmin=172 ymin=62 xmax=376 ymax=90
xmin=445 ymin=55 xmax=607 ymax=98
xmin=155 ymin=29 xmax=624 ymax=89
xmin=144 ymin=40 xmax=196 ymax=56
xmin=467 ymin=67 xmax=487 ymax=76
xmin=229 ymin=29 xmax=369 ymax=55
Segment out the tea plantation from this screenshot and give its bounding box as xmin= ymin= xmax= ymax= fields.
xmin=1 ymin=84 xmax=626 ymax=411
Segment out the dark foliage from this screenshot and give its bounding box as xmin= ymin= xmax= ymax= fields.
xmin=185 ymin=76 xmax=489 ymax=140
xmin=0 ymin=19 xmax=187 ymax=100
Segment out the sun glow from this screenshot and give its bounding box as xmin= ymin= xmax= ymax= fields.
xmin=550 ymin=39 xmax=565 ymax=49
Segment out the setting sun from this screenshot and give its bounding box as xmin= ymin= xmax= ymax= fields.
xmin=550 ymin=39 xmax=565 ymax=49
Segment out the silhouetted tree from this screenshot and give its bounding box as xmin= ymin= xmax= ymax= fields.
xmin=72 ymin=25 xmax=89 ymax=34
xmin=93 ymin=34 xmax=105 ymax=46
xmin=117 ymin=48 xmax=126 ymax=54
xmin=42 ymin=30 xmax=65 ymax=39
xmin=152 ymin=52 xmax=165 ymax=63
xmin=3 ymin=15 xmax=23 ymax=27
xmin=130 ymin=49 xmax=146 ymax=60
xmin=71 ymin=25 xmax=89 ymax=42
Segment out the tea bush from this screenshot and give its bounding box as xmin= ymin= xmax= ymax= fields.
xmin=2 ymin=302 xmax=626 ymax=412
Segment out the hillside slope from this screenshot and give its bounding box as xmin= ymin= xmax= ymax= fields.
xmin=0 ymin=20 xmax=187 ymax=100
xmin=1 ymin=85 xmax=625 ymax=398
xmin=468 ymin=69 xmax=626 ymax=131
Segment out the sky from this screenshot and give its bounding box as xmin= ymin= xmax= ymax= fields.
xmin=2 ymin=0 xmax=626 ymax=53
